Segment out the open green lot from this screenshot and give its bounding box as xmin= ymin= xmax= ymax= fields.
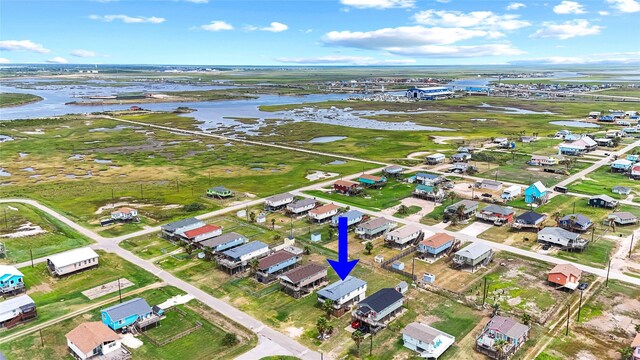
xmin=0 ymin=251 xmax=159 ymax=337
xmin=568 ymin=166 xmax=639 ymax=199
xmin=0 ymin=92 xmax=42 ymax=107
xmin=0 ymin=286 xmax=257 ymax=360
xmin=0 ymin=203 xmax=93 ymax=264
xmin=0 ymin=115 xmax=374 ymax=236
xmin=304 ymin=177 xmax=415 ymax=211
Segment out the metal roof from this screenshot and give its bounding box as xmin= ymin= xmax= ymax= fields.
xmin=359 ymin=288 xmax=403 ymax=313
xmin=529 ymin=181 xmax=547 ymax=193
xmin=182 ymin=224 xmax=222 ymax=239
xmin=265 ymin=193 xmax=294 ymax=203
xmin=198 ymin=232 xmax=246 ymax=248
xmin=317 ymin=276 xmax=367 ymax=301
xmin=387 ymin=225 xmax=422 ymax=239
xmin=333 ymin=210 xmax=364 ymax=222
xmin=287 ymin=198 xmax=316 ymax=210
xmin=47 ymin=247 xmax=99 ymax=269
xmin=610 ymin=212 xmax=636 ymax=221
xmin=516 ymin=211 xmax=545 ymax=224
xmin=560 ymin=214 xmax=591 ymax=226
xmin=0 ymin=295 xmax=34 ymax=322
xmin=402 ymin=322 xmax=452 ymax=344
xmin=258 ymin=250 xmax=297 ymax=270
xmin=446 ymin=200 xmax=478 ymax=212
xmin=358 ymin=217 xmax=393 ymax=231
xmin=455 ymin=243 xmax=492 ymax=260
xmin=539 ymin=227 xmax=580 ymax=240
xmin=480 ymin=204 xmax=515 ymax=216
xmin=0 ymin=265 xmax=23 ymax=277
xmin=161 ymin=217 xmax=203 ymax=232
xmin=102 ymin=298 xmax=151 ymax=322
xmin=222 ymin=241 xmax=268 ymax=259
xmin=416 ymin=172 xmax=439 ymax=180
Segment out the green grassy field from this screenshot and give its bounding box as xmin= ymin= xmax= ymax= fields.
xmin=304 ymin=178 xmax=415 ymax=211
xmin=0 ymin=92 xmax=42 ymax=107
xmin=0 ymin=251 xmax=159 ymax=337
xmin=0 ymin=286 xmax=257 ymax=360
xmin=568 ymin=166 xmax=639 ymax=199
xmin=0 ymin=115 xmax=375 ymax=236
xmin=0 ymin=203 xmax=93 ymax=264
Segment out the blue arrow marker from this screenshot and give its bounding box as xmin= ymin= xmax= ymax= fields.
xmin=327 ymin=216 xmax=359 ymax=281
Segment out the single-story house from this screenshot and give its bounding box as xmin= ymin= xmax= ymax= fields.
xmin=476 ymin=316 xmax=530 ymax=359
xmin=180 ymin=224 xmax=222 ymax=243
xmin=608 ymin=212 xmax=638 ymax=226
xmin=451 ymin=153 xmax=472 ymax=162
xmin=555 ymin=130 xmax=572 ymax=139
xmin=548 ymin=264 xmax=582 ymax=290
xmin=333 ymin=180 xmax=361 ymax=195
xmin=538 ymin=227 xmax=588 ymax=250
xmin=521 ymin=136 xmax=537 ymax=143
xmin=196 ymin=232 xmax=247 ymax=253
xmin=524 ymin=181 xmax=549 ymax=205
xmin=415 ymin=172 xmax=444 ymax=186
xmin=256 ymin=250 xmax=300 ymax=283
xmin=611 ymin=159 xmax=633 ymax=172
xmin=588 ymin=195 xmax=619 ymax=209
xmin=476 ymin=204 xmax=516 ymax=225
xmin=606 ymin=130 xmax=624 ymax=138
xmin=402 ymin=322 xmax=455 ymax=359
xmin=47 ymin=247 xmax=99 ymax=276
xmin=406 ymin=86 xmax=453 ymax=100
xmin=0 ymin=265 xmax=24 ymax=295
xmin=352 ymin=288 xmax=404 ymax=333
xmin=331 ymin=210 xmax=364 ymax=227
xmin=448 ymin=163 xmax=471 ymax=174
xmin=382 ymin=165 xmax=404 ymax=177
xmin=66 ymin=322 xmax=125 ymax=360
xmin=286 ymin=198 xmax=317 ymax=215
xmin=418 ymin=233 xmax=455 ymax=258
xmin=493 ymin=137 xmax=508 ymax=144
xmin=358 ymin=174 xmax=387 ymax=188
xmin=413 ymin=184 xmax=446 ymax=202
xmin=317 ymin=276 xmax=367 ymax=317
xmin=356 ymin=217 xmax=396 ymax=240
xmin=264 ymin=193 xmax=295 ymax=211
xmin=558 ymin=214 xmax=593 ymax=232
xmin=512 ymin=211 xmax=546 ymax=229
xmin=476 ymin=179 xmax=503 ymax=191
xmin=529 ymin=155 xmax=558 ymax=166
xmin=161 ymin=217 xmax=205 ymax=240
xmin=101 ymin=297 xmax=160 ymax=331
xmin=0 ymin=294 xmax=37 ymax=329
xmin=445 ymin=200 xmax=479 ymax=220
xmin=385 ymin=225 xmax=423 ymax=249
xmin=453 ymin=243 xmax=493 ymax=272
xmin=425 ymin=153 xmax=446 ymax=165
xmin=559 ymin=136 xmax=597 ymax=156
xmin=110 ymin=207 xmax=139 ymax=222
xmin=612 ymin=186 xmax=632 ymax=195
xmin=206 ymin=186 xmax=233 ymax=198
xmin=218 ymin=241 xmax=270 ymax=274
xmin=279 ymin=263 xmax=328 ymax=298
xmin=309 ymin=203 xmax=340 ymax=222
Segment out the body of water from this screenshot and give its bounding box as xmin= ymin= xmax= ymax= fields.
xmin=308 ymin=136 xmax=347 ymax=143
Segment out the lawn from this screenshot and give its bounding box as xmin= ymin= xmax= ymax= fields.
xmin=568 ymin=166 xmax=639 ymax=199
xmin=0 ymin=115 xmax=375 ymax=236
xmin=0 ymin=251 xmax=159 ymax=337
xmin=304 ymin=178 xmax=415 ymax=211
xmin=0 ymin=286 xmax=257 ymax=360
xmin=0 ymin=92 xmax=42 ymax=107
xmin=0 ymin=202 xmax=94 ymax=264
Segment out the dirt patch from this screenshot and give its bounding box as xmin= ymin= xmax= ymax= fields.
xmin=285 ymin=326 xmax=304 ymax=338
xmin=82 ymin=278 xmax=134 ymax=300
xmin=431 ymin=136 xmax=464 ymax=145
xmin=0 ymin=222 xmax=47 ymax=238
xmin=94 ymin=202 xmax=151 ymax=215
xmin=28 ymin=282 xmax=53 ymax=294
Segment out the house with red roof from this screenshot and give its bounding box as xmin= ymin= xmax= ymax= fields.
xmin=179 ymin=224 xmax=222 ymax=243
xmin=333 ymin=180 xmax=361 ymax=195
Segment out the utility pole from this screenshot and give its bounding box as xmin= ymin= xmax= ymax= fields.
xmin=118 ymin=278 xmax=122 ymax=303
xmin=111 ymin=188 xmax=115 ymax=207
xmin=411 ymin=254 xmax=415 ymax=282
xmin=3 ymin=208 xmax=7 ymax=230
xmin=577 ymin=290 xmax=584 ymax=322
xmin=369 ymin=332 xmax=374 ymax=357
xmin=40 ymin=329 xmax=44 ymax=347
xmin=208 ymin=171 xmax=211 ymax=187
xmin=591 ymin=226 xmax=595 ymax=243
xmin=565 ymin=303 xmax=570 ymax=336
xmin=30 ymin=249 xmax=34 ymax=267
xmin=482 ymin=276 xmax=488 ymax=306
xmin=630 ymin=233 xmax=635 ymax=259
xmin=176 ymin=179 xmax=179 ymax=192
xmin=606 ymin=259 xmax=611 ymax=287
xmin=140 ymin=184 xmax=144 ymax=200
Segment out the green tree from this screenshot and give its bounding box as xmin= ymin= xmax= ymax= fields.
xmin=249 ymin=258 xmax=259 ymax=275
xmin=491 ymin=303 xmax=500 ymax=316
xmin=618 ymin=346 xmax=633 ymax=360
xmin=322 ymin=299 xmax=335 ymax=319
xmin=635 ymin=323 xmax=640 ymax=333
xmin=221 ymin=333 xmax=238 ymax=347
xmin=249 ymin=211 xmax=256 ymax=223
xmin=521 ymin=313 xmax=532 ymax=326
xmin=351 ymin=330 xmax=365 ymax=356
xmin=316 ymin=316 xmax=328 ymax=338
xmin=271 ymin=218 xmax=276 ymax=229
xmin=365 ymin=241 xmax=374 ymax=255
xmin=185 ymin=243 xmax=194 ymax=256
xmin=397 ymin=205 xmax=408 ymax=215
xmin=304 ymin=246 xmax=311 ymax=255
xmin=494 ymin=338 xmax=509 ymax=360
xmin=273 ymin=234 xmax=282 ymax=242
xmin=328 ymin=228 xmax=335 ymax=241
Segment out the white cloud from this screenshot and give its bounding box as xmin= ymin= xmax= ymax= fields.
xmin=70 ymin=49 xmax=97 ymax=58
xmin=413 ymin=10 xmax=531 ymax=30
xmin=276 ymin=55 xmax=416 ymax=65
xmin=553 ymin=1 xmax=586 ymax=14
xmin=200 ymin=21 xmax=234 ymax=31
xmin=530 ymin=19 xmax=602 ymax=39
xmin=0 ymin=40 xmax=50 ymax=54
xmin=598 ymin=10 xmax=610 ymax=15
xmin=384 ymin=43 xmax=525 ymax=57
xmin=606 ymin=0 xmax=640 ymax=12
xmin=89 ymin=14 xmax=165 ymax=24
xmin=0 ymin=58 xmax=10 ymax=64
xmin=511 ymin=52 xmax=640 ymax=65
xmin=247 ymin=22 xmax=288 ymax=32
xmin=340 ymin=0 xmax=415 ymax=9
xmin=46 ymin=56 xmax=68 ymax=64
xmin=506 ymin=2 xmax=526 ymax=10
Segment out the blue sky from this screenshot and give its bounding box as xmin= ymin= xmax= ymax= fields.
xmin=1 ymin=0 xmax=638 ymax=65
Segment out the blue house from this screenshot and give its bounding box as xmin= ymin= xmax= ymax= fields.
xmin=558 ymin=214 xmax=592 ymax=232
xmin=101 ymin=298 xmax=156 ymax=331
xmin=415 ymin=172 xmax=442 ymax=186
xmin=627 ymin=154 xmax=640 ymax=163
xmin=196 ymin=232 xmax=247 ymax=253
xmin=524 ymin=181 xmax=549 ymax=205
xmin=332 ymin=210 xmax=364 ymax=227
xmin=0 ymin=265 xmax=24 ymax=294
xmin=611 ymin=159 xmax=633 ymax=172
xmin=418 ymin=233 xmax=455 ymax=258
xmin=256 ymin=250 xmax=301 ymax=283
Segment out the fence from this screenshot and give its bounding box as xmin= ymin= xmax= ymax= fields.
xmin=142 ymin=308 xmax=203 ymax=347
xmin=381 ymin=246 xmax=418 ymax=281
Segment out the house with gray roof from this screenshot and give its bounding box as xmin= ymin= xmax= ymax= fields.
xmin=476 ymin=316 xmax=530 ymax=359
xmin=476 ymin=204 xmax=516 ymax=225
xmin=608 ymin=212 xmax=638 ymax=226
xmin=161 ymin=217 xmax=205 ymax=240
xmin=538 ymin=227 xmax=588 ymax=250
xmin=403 ymin=322 xmax=455 ymax=359
xmin=558 ymin=214 xmax=593 ymax=232
xmin=453 ymin=243 xmax=493 ymax=272
xmin=588 ymin=195 xmax=619 ymax=209
xmin=286 ymin=198 xmax=317 ymax=215
xmin=196 ymin=232 xmax=247 ymax=253
xmin=385 ymin=225 xmax=423 ymax=249
xmin=101 ymin=298 xmax=160 ymax=331
xmin=317 ymin=276 xmax=367 ymax=316
xmin=218 ymin=241 xmax=270 ymax=274
xmin=352 ymin=288 xmax=404 ymax=333
xmin=445 ymin=200 xmax=479 ymax=220
xmin=264 ymin=193 xmax=295 ymax=211
xmin=356 ymin=217 xmax=396 ymax=240
xmin=0 ymin=295 xmax=36 ymax=329
xmin=331 ymin=210 xmax=364 ymax=227
xmin=612 ymin=186 xmax=631 ymax=195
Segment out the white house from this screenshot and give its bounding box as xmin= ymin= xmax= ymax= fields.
xmin=385 ymin=225 xmax=424 ymax=248
xmin=66 ymin=322 xmax=124 ymax=360
xmin=538 ymin=227 xmax=588 ymax=250
xmin=317 ymin=276 xmax=367 ymax=314
xmin=476 ymin=179 xmax=503 ymax=191
xmin=402 ymin=322 xmax=455 ymax=359
xmin=501 ymin=185 xmax=522 ymax=200
xmin=46 ymin=247 xmax=99 ymax=276
xmin=110 ymin=207 xmax=138 ymax=221
xmin=264 ymin=193 xmax=295 ymax=211
xmin=309 ymin=203 xmax=340 ymax=222
xmin=425 ymin=153 xmax=446 ymax=165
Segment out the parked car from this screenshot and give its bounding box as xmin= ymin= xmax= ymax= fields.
xmin=554 ymin=186 xmax=568 ymax=193
xmin=577 ymin=282 xmax=589 ymax=290
xmin=542 ymin=244 xmax=551 ymax=250
xmin=351 ymin=320 xmax=361 ymax=329
xmin=481 ymin=193 xmax=492 ymax=198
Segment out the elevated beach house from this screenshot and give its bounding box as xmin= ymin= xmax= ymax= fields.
xmin=538 ymin=227 xmax=588 ymax=250
xmin=418 ymin=233 xmax=456 ymax=259
xmin=207 ymin=186 xmax=233 ymax=198
xmin=352 ymin=288 xmax=404 ymax=333
xmin=356 ymin=217 xmax=396 ymax=240
xmin=402 ymin=322 xmax=455 ymax=359
xmin=309 ymin=203 xmax=340 ymax=223
xmin=0 ymin=294 xmax=37 ymax=329
xmin=0 ymin=265 xmax=24 ymax=295
xmin=101 ymin=297 xmax=161 ymax=331
xmin=179 ymin=224 xmax=223 ymax=243
xmin=161 ymin=217 xmax=205 ymax=240
xmin=476 ymin=316 xmax=530 ymax=359
xmin=331 ymin=210 xmax=364 ymax=228
xmin=524 ymin=181 xmax=549 ymax=205
xmin=256 ymin=250 xmax=301 ymax=283
xmin=195 ymin=232 xmax=246 ymax=253
xmin=218 ymin=241 xmax=270 ymax=274
xmin=264 ymin=193 xmax=295 ymax=211
xmin=548 ymin=263 xmax=582 ymax=290
xmin=286 ymin=198 xmax=317 ymax=215
xmin=279 ymin=263 xmax=328 ymax=298
xmin=385 ymin=225 xmax=423 ymax=249
xmin=453 ymin=243 xmax=493 ymax=272
xmin=317 ymin=276 xmax=367 ymax=317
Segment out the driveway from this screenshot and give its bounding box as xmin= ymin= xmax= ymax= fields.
xmin=458 ymin=222 xmax=493 ymax=237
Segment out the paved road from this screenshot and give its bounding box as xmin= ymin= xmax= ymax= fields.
xmin=0 ymin=199 xmax=322 ymax=360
